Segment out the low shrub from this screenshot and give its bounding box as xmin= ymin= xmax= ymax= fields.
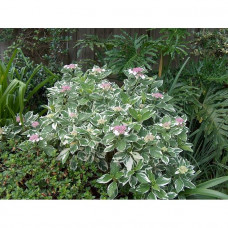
xmin=1 ymin=64 xmax=196 ymax=199
xmin=0 ymin=140 xmax=107 ymax=199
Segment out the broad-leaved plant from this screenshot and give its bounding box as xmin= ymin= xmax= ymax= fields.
xmin=1 ymin=64 xmax=195 ymax=199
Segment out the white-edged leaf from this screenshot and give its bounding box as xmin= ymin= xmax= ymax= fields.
xmin=69 ymin=155 xmax=77 ymax=171
xmin=97 ymin=174 xmax=112 ymax=183
xmin=147 ymin=192 xmax=157 ymax=199
xmin=136 ymin=172 xmax=150 ymax=184
xmin=149 ymin=147 xmax=162 ymax=158
xmin=156 ymin=176 xmax=171 ymax=186
xmin=116 ymin=139 xmax=126 ymax=151
xmin=175 ymin=178 xmax=184 ymax=193
xmin=125 ymin=156 xmax=134 ymax=171
xmin=129 ymin=176 xmax=138 ymax=188
xmin=107 ymin=182 xmax=118 ymax=199
xmin=56 ymin=148 xmax=70 ymax=164
xmin=136 ymin=183 xmax=150 ymax=194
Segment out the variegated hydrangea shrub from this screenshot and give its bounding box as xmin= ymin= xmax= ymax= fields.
xmin=1 ymin=64 xmax=196 ymax=199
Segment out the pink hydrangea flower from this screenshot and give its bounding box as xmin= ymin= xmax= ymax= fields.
xmin=176 ymin=117 xmax=184 ymax=125
xmin=92 ymin=67 xmax=105 ymax=73
xmin=29 ymin=134 xmax=41 ymax=142
xmin=99 ymin=82 xmax=112 ymax=90
xmin=112 ymin=125 xmax=128 ymax=136
xmin=69 ymin=113 xmax=77 ymax=118
xmin=132 ymin=67 xmax=144 ymax=73
xmin=128 ymin=67 xmax=145 ymax=79
xmin=64 ymin=64 xmax=77 ymax=69
xmin=152 ymin=93 xmax=163 ymax=99
xmin=16 ymin=116 xmax=21 ymax=122
xmin=31 ymin=121 xmax=39 ymax=128
xmin=16 ymin=116 xmax=24 ymax=125
xmin=61 ymin=85 xmax=71 ymax=92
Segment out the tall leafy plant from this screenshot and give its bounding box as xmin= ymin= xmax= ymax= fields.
xmin=104 ymin=31 xmax=158 ymax=74
xmin=0 ymin=48 xmax=57 ymax=126
xmin=162 ymin=56 xmax=228 ymax=183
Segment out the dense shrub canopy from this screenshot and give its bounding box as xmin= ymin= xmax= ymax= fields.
xmin=1 ymin=64 xmax=195 ymax=199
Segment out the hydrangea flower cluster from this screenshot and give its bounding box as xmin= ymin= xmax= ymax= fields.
xmin=64 ymin=64 xmax=78 ymax=69
xmin=112 ymin=125 xmax=128 ymax=136
xmin=152 ymin=93 xmax=164 ymax=99
xmin=92 ymin=66 xmax=106 ymax=73
xmin=60 ymin=85 xmax=71 ymax=92
xmin=2 ymin=64 xmax=195 ymax=200
xmin=128 ymin=67 xmax=146 ymax=79
xmin=32 ymin=121 xmax=39 ymax=128
xmin=28 ymin=134 xmax=42 ymax=142
xmin=99 ymin=82 xmax=112 ymax=91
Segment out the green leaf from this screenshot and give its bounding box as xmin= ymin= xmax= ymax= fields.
xmin=141 ymin=111 xmax=153 ymax=121
xmin=163 ymin=104 xmax=175 ymax=112
xmin=152 ymin=183 xmax=160 ymax=191
xmin=98 ymin=159 xmax=108 ymax=172
xmin=79 ymin=138 xmax=88 ymax=146
xmin=129 ymin=176 xmax=138 ymax=188
xmin=77 ymin=151 xmax=88 ymax=161
xmin=110 ymin=162 xmax=120 ymax=175
xmin=146 ymin=170 xmax=156 ymax=182
xmin=56 ymin=148 xmax=70 ymax=164
xmin=136 ymin=172 xmax=150 ymax=184
xmin=104 ymin=144 xmax=115 ymax=153
xmin=116 ymin=139 xmax=126 ymax=152
xmin=197 ymin=176 xmax=228 ymax=189
xmin=161 ymin=155 xmax=169 ymax=165
xmin=147 ymin=192 xmax=156 ymax=199
xmin=156 ymin=176 xmax=171 ymax=186
xmin=69 ymin=155 xmax=77 ymax=171
xmin=153 ymin=189 xmax=167 ymax=199
xmin=125 ymin=156 xmax=134 ymax=171
xmin=120 ymin=91 xmax=130 ymax=103
xmin=179 ymin=143 xmax=193 ymax=152
xmin=175 ymin=178 xmax=184 ymax=193
xmin=43 ymin=145 xmax=56 ymax=157
xmin=184 ymin=188 xmax=228 ymax=199
xmin=70 ymin=143 xmax=78 ymax=154
xmin=182 ymin=179 xmax=196 ymax=189
xmin=103 ymin=133 xmax=115 ymax=142
xmin=167 ymin=192 xmax=177 ymax=199
xmin=131 ymin=152 xmax=143 ymax=161
xmin=113 ymin=152 xmax=127 ymax=161
xmin=137 ymin=183 xmax=150 ymax=194
xmin=132 ymin=123 xmax=142 ymax=132
xmin=149 ymin=147 xmax=162 ymax=158
xmin=114 ymin=171 xmax=124 ymax=179
xmin=129 ymin=108 xmax=138 ymax=120
xmin=97 ymin=174 xmax=112 ymax=183
xmin=126 ymin=134 xmax=138 ymax=142
xmin=169 ymin=57 xmax=190 ymax=94
xmin=107 ymin=182 xmax=118 ymax=199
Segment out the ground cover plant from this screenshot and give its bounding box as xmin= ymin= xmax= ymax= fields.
xmin=0 ymin=140 xmax=107 ymax=199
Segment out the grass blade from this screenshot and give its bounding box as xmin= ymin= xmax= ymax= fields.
xmin=184 ymin=188 xmax=228 ymax=199
xmin=197 ymin=176 xmax=228 ymax=189
xmin=169 ymin=57 xmax=190 ymax=94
